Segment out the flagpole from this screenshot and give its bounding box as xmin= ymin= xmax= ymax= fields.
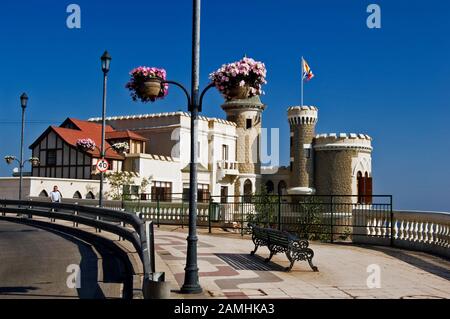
xmin=301 ymin=56 xmax=304 ymax=106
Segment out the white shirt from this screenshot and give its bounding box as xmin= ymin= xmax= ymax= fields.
xmin=50 ymin=191 xmax=62 ymax=203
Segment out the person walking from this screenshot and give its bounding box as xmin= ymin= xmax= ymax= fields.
xmin=49 ymin=185 xmax=62 ymax=221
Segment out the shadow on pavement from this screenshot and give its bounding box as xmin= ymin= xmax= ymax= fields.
xmin=0 ymin=286 xmax=38 ymax=294
xmin=215 ymin=253 xmax=285 ymax=271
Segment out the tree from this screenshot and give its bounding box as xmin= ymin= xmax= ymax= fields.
xmin=105 ymin=171 xmax=135 ymax=200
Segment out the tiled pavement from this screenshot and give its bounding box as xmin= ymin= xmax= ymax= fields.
xmin=6 ymin=217 xmax=449 ymax=299
xmin=155 ymin=226 xmax=450 ymax=299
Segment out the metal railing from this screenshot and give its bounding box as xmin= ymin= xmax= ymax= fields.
xmin=118 ymin=193 xmax=393 ymax=243
xmin=0 ymin=199 xmax=166 ymax=299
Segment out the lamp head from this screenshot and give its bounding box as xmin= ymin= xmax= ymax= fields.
xmin=20 ymin=93 xmax=28 ymax=109
xmin=101 ymin=51 xmax=112 ymax=73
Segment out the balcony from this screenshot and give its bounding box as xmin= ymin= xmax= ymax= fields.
xmin=217 ymin=160 xmax=239 ymax=180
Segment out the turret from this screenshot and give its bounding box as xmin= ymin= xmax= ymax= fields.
xmin=222 ymin=96 xmax=266 ymax=196
xmin=287 ymin=106 xmax=318 ymax=195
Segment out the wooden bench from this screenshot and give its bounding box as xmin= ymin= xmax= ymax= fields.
xmin=248 ymin=223 xmax=318 ymax=272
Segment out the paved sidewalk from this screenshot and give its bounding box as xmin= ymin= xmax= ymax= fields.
xmin=5 ymin=216 xmax=449 ymax=299
xmin=155 ymin=226 xmax=450 ymax=299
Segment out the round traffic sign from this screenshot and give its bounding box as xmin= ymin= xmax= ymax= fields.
xmin=96 ymin=159 xmax=109 ymax=172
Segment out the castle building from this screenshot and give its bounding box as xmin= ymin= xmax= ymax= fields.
xmin=0 ymin=97 xmax=373 ymax=204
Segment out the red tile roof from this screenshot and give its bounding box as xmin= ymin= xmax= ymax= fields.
xmin=37 ymin=118 xmax=124 ymax=160
xmin=106 ymin=130 xmax=147 ymax=141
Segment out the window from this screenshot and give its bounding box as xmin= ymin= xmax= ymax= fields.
xmin=290 ymin=136 xmax=293 ymax=147
xmin=243 ymin=179 xmax=253 ymax=203
xmin=265 ymin=181 xmax=274 ymax=194
xmin=46 ymin=150 xmax=57 ymax=166
xmin=290 ymin=161 xmax=293 ymax=172
xmin=246 ymin=118 xmax=252 ymax=129
xmin=222 ymin=144 xmax=229 ymax=161
xmin=183 ymin=183 xmax=210 ymax=203
xmin=73 ymin=191 xmax=82 ymax=199
xmin=39 ymin=190 xmax=48 ymax=197
xmin=304 ymin=148 xmax=311 ymax=159
xmin=86 ymin=191 xmax=95 ymax=199
xmin=198 ymin=184 xmax=210 ymax=203
xmin=278 ymin=180 xmax=287 ymax=196
xmin=151 ymin=181 xmax=172 ymax=202
xmin=220 ymin=186 xmax=228 ymax=203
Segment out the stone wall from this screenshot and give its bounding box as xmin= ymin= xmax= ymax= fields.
xmin=291 ymin=125 xmax=315 ymax=188
xmin=314 ymin=150 xmax=355 ymax=203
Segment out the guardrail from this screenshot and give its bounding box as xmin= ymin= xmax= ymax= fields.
xmin=0 ymin=199 xmax=169 ymax=299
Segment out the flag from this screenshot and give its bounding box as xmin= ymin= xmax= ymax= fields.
xmin=302 ymin=58 xmax=314 ymax=82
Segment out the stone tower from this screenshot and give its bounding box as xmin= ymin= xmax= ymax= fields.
xmin=287 ymin=106 xmax=318 ymax=195
xmin=314 ymin=133 xmax=373 ymax=203
xmin=222 ymin=96 xmax=266 ymax=195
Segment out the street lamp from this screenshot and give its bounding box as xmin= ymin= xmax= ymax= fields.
xmin=99 ymin=51 xmax=112 ymax=207
xmin=18 ymin=93 xmax=28 ymax=201
xmin=144 ymin=0 xmax=215 ymax=294
xmin=4 ymin=155 xmax=40 ymax=200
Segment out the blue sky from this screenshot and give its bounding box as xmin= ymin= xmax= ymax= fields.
xmin=0 ymin=0 xmax=449 ymax=211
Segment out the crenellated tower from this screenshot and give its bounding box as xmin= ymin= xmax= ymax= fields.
xmin=222 ymin=96 xmax=266 ymax=196
xmin=287 ymin=106 xmax=318 ymax=194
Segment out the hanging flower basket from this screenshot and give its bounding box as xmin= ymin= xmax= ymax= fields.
xmin=76 ymin=138 xmax=96 ymax=152
xmin=209 ymin=57 xmax=267 ymax=101
xmin=112 ymin=142 xmax=130 ymax=154
xmin=29 ymin=157 xmax=40 ymax=167
xmin=126 ymin=67 xmax=169 ymax=103
xmin=4 ymin=156 xmax=15 ymax=165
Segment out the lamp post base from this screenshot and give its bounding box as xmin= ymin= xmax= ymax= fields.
xmin=180 ymin=284 xmax=203 ymax=294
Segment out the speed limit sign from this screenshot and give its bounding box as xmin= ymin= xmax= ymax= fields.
xmin=96 ymin=159 xmax=109 ymax=172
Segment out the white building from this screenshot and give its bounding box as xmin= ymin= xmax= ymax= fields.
xmin=0 ymin=96 xmax=374 ymax=204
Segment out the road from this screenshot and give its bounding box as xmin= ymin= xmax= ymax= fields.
xmin=0 ymin=219 xmax=130 ymax=299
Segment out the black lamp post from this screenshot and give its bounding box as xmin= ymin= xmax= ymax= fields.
xmin=143 ymin=0 xmax=215 ymax=294
xmin=19 ymin=93 xmax=28 ymax=201
xmin=99 ymin=51 xmax=111 ymax=207
xmin=4 ymin=93 xmax=40 ymax=201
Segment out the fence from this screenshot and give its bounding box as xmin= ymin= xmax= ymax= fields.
xmin=122 ymin=194 xmax=393 ymax=244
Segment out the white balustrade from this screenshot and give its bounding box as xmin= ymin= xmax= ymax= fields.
xmin=353 ymin=208 xmax=449 ymax=258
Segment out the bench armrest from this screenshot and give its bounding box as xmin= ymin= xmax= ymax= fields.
xmin=291 ymin=239 xmax=309 ymax=249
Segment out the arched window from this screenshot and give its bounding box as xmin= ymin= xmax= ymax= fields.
xmin=86 ymin=191 xmax=95 ymax=199
xmin=73 ymin=191 xmax=82 ymax=199
xmin=277 ymin=180 xmax=287 ymax=196
xmin=39 ymin=190 xmax=48 ymax=198
xmin=265 ymin=181 xmax=274 ymax=194
xmin=243 ymin=179 xmax=252 ymax=203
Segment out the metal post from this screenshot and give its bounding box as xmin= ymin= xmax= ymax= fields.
xmin=330 ymin=195 xmax=334 ymax=243
xmin=390 ymin=195 xmax=394 ymax=247
xmin=146 ymin=221 xmax=156 ymax=273
xmin=208 ymin=197 xmax=212 ymax=234
xmin=278 ymin=194 xmax=281 ymax=230
xmin=99 ymin=70 xmax=108 ymax=208
xmin=240 ymin=196 xmax=244 ymax=236
xmin=181 ymin=0 xmax=202 ymax=294
xmin=182 ymin=197 xmax=185 ymax=229
xmin=157 ymin=195 xmax=160 ymax=228
xmin=19 ymin=106 xmax=25 ymax=201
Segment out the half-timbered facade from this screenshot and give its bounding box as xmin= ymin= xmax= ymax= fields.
xmin=29 ymin=118 xmax=127 ymax=180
